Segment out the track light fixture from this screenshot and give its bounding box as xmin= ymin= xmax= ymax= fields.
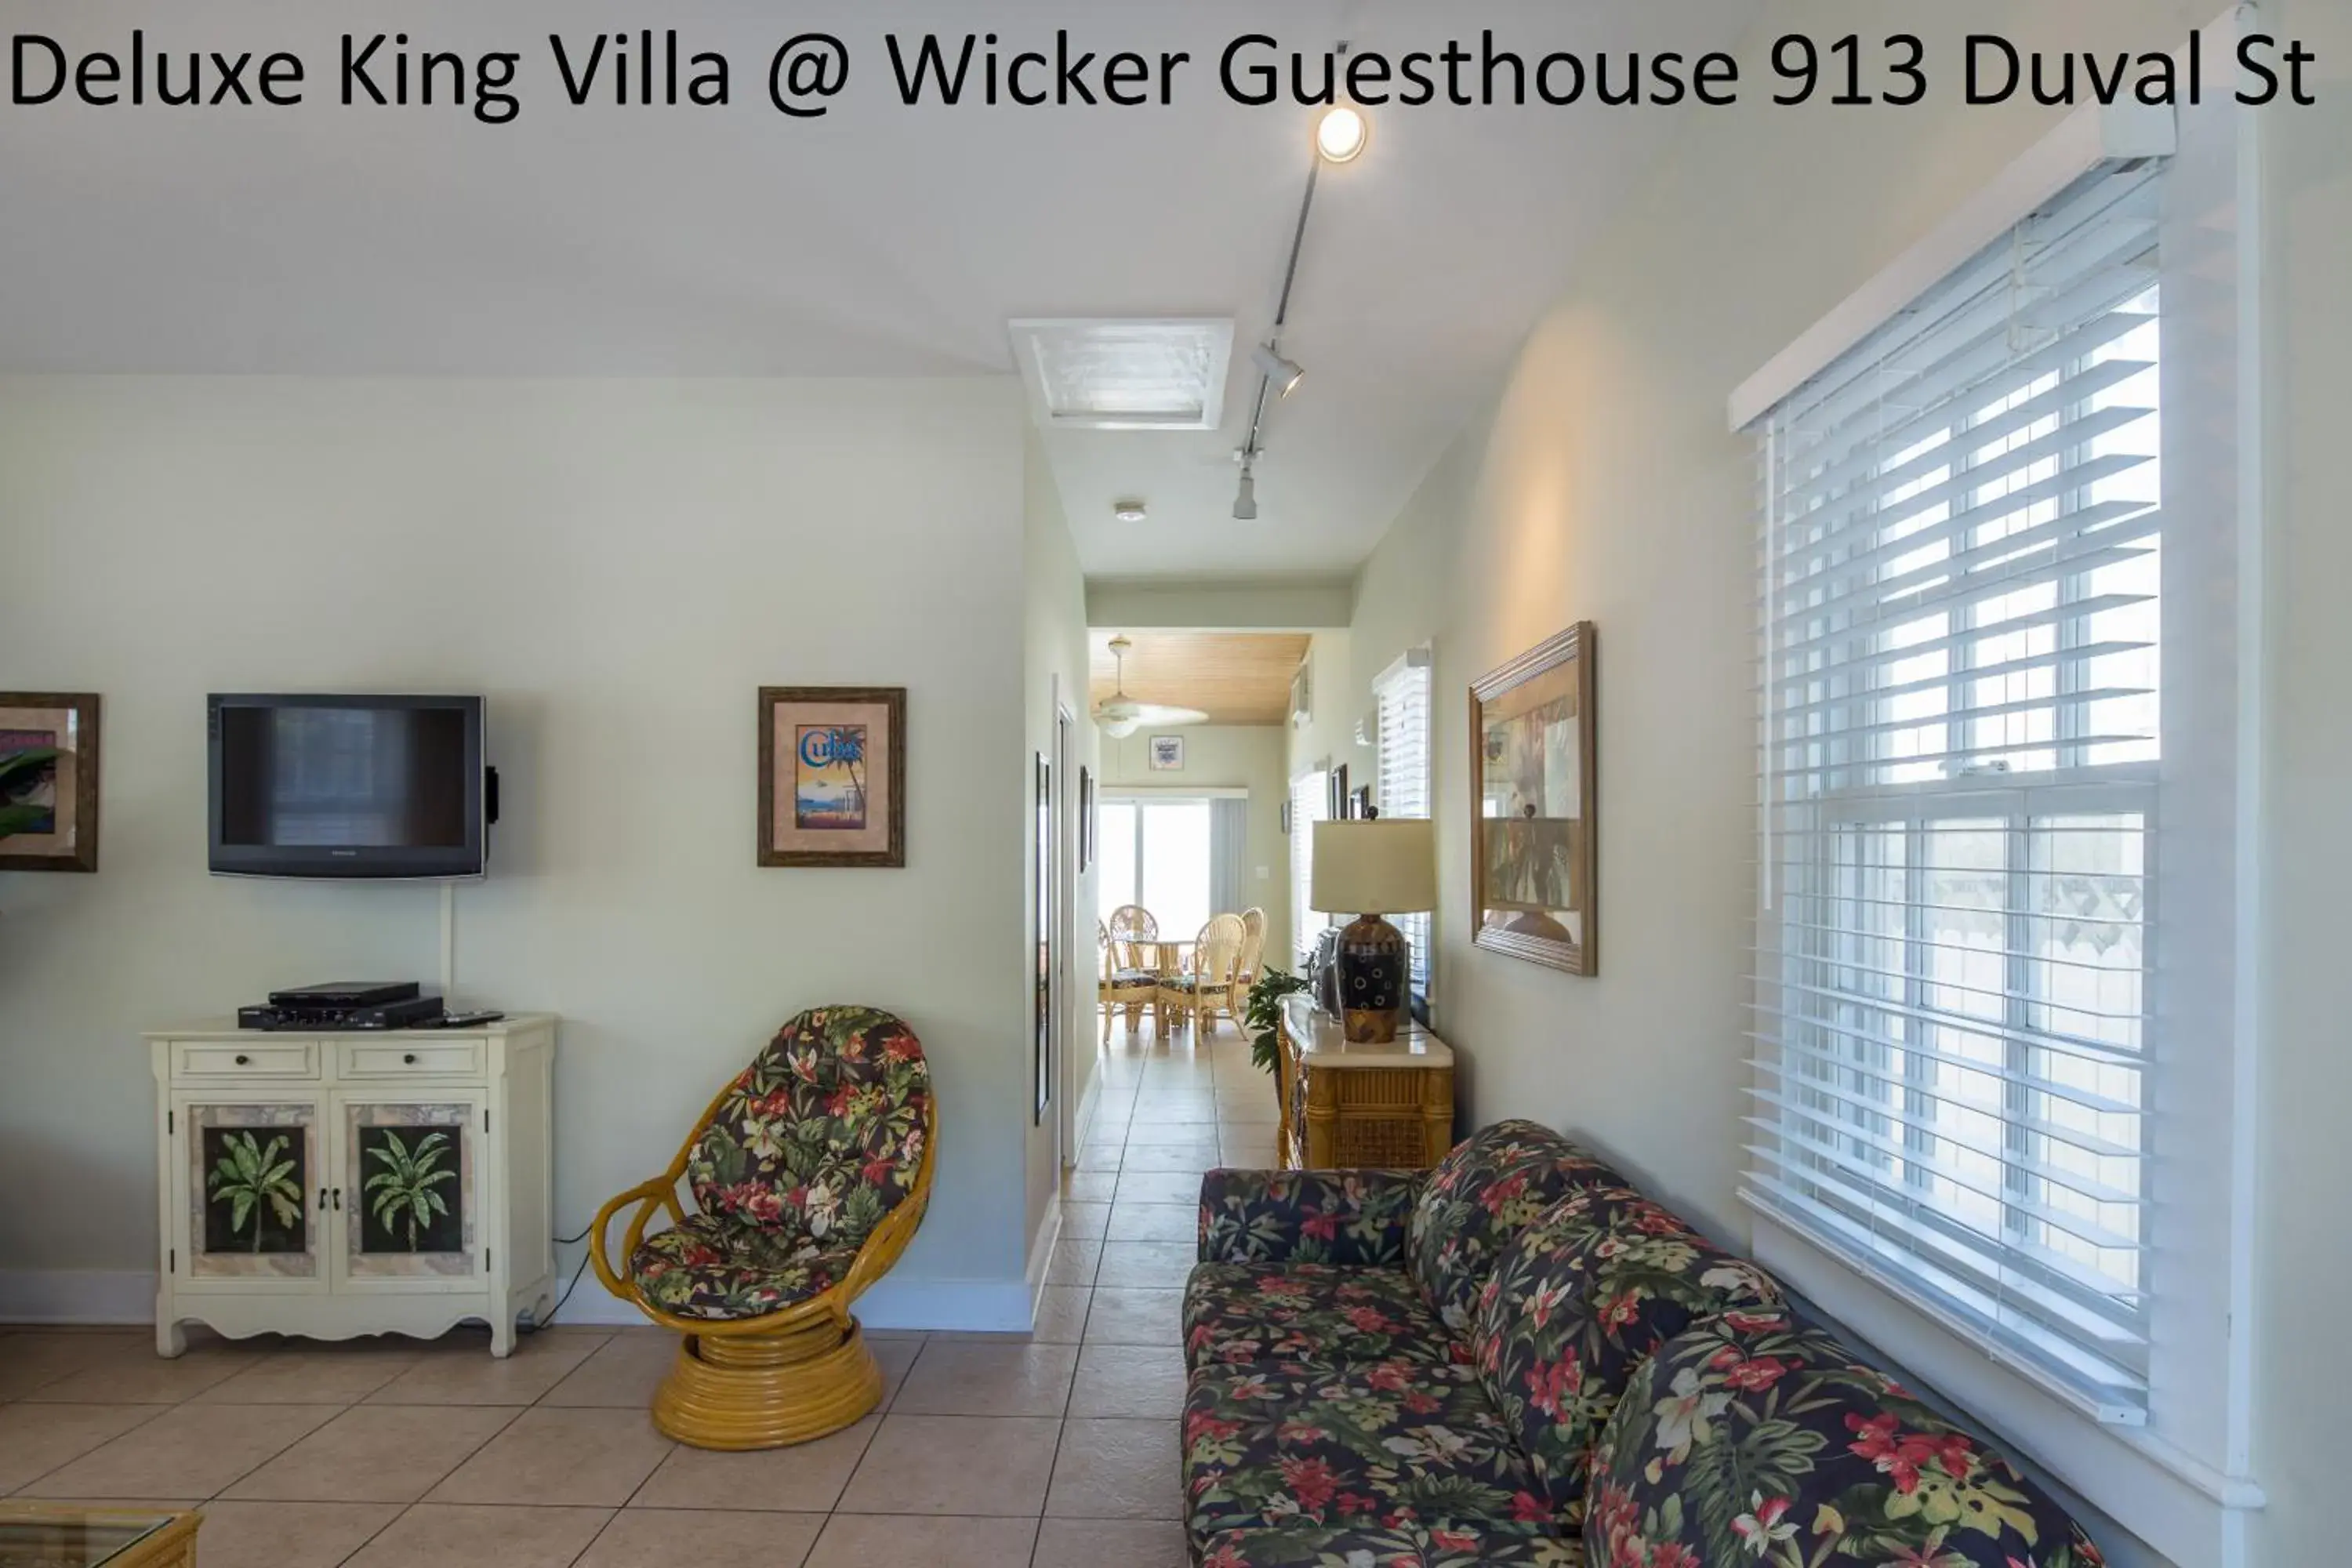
xmin=1232 ymin=459 xmax=1258 ymax=522
xmin=1251 ymin=343 xmax=1305 ymax=398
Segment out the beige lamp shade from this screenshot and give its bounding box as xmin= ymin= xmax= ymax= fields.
xmin=1311 ymin=818 xmax=1437 ymax=915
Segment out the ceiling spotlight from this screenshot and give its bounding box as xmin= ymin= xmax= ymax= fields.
xmin=1232 ymin=462 xmax=1258 ymax=521
xmin=1251 ymin=344 xmax=1305 ymax=399
xmin=1112 ymin=499 xmax=1149 ymax=523
xmin=1315 ymin=104 xmax=1369 ymax=164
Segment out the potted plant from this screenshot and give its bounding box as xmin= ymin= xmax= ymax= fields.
xmin=1243 ymin=965 xmax=1312 ymax=1079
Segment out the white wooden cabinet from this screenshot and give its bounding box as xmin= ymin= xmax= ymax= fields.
xmin=147 ymin=1015 xmax=556 ymax=1358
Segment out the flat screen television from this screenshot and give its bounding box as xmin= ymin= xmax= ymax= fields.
xmin=209 ymin=695 xmax=487 ymax=879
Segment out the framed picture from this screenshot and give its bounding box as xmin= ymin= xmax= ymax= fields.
xmin=1077 ymin=765 xmax=1095 ymax=872
xmin=1147 ymin=735 xmax=1185 ymax=771
xmin=1033 ymin=752 xmax=1053 ymax=1124
xmin=0 ymin=691 xmax=100 ymax=873
xmin=1353 ymin=785 xmax=1374 ymax=821
xmin=1327 ymin=764 xmax=1350 ymax=822
xmin=757 ymin=687 xmax=906 ymax=868
xmin=1468 ymin=623 xmax=1597 ymax=975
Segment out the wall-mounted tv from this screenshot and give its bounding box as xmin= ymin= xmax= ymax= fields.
xmin=209 ymin=695 xmax=487 ymax=879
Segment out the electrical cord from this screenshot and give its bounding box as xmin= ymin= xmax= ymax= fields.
xmin=518 ymin=1220 xmax=597 ymax=1334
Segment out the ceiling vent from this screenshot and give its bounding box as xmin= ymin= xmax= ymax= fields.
xmin=1007 ymin=318 xmax=1232 ymax=431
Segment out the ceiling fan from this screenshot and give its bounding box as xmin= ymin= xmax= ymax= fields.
xmin=1094 ymin=635 xmax=1208 ymax=739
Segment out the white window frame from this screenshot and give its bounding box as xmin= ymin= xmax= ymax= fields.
xmin=1373 ymin=648 xmax=1436 ymax=1007
xmin=1730 ymin=48 xmax=2264 ymax=1568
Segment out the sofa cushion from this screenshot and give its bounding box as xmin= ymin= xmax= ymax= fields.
xmin=1470 ymin=1190 xmax=1784 ymax=1528
xmin=1185 ymin=1262 xmax=1459 ymax=1373
xmin=1195 ymin=1524 xmax=1585 ymax=1566
xmin=1588 ymin=1312 xmax=2108 ymax=1568
xmin=1199 ymin=1168 xmax=1425 ymax=1269
xmin=1405 ymin=1121 xmax=1628 ymax=1335
xmin=1185 ymin=1361 xmax=1554 ymax=1537
xmin=627 ymin=1214 xmax=868 ymax=1322
xmin=685 ymin=1006 xmax=930 ymax=1247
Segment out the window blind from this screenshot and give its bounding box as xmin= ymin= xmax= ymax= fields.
xmin=1748 ymin=162 xmax=2165 ymax=1421
xmin=1290 ymin=770 xmax=1327 ymax=965
xmin=1374 ymin=652 xmax=1435 ymax=1000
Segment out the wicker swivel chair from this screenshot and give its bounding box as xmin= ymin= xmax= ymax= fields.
xmin=589 ymin=1006 xmax=935 ymax=1450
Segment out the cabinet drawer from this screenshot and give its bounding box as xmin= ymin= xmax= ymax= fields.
xmin=338 ymin=1039 xmax=485 ymax=1079
xmin=171 ymin=1040 xmax=319 ymax=1079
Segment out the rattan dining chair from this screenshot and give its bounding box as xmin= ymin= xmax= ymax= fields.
xmin=1105 ymin=903 xmax=1160 ymax=1035
xmin=1099 ymin=919 xmax=1158 ymax=1044
xmin=1160 ymin=913 xmax=1247 ymax=1040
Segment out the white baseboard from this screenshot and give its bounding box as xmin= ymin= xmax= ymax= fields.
xmin=0 ymin=1266 xmax=1044 ymax=1337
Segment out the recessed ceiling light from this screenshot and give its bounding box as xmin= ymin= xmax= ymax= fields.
xmin=1316 ymin=105 xmax=1369 ymax=164
xmin=1112 ymin=499 xmax=1149 ymax=523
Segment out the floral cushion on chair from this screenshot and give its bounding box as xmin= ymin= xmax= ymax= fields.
xmin=684 ymin=1006 xmax=930 ymax=1246
xmin=1588 ymin=1311 xmax=2108 ymax=1568
xmin=1404 ymin=1121 xmax=1628 ymax=1335
xmin=628 ymin=1214 xmax=867 ymax=1322
xmin=1185 ymin=1360 xmax=1556 ymax=1537
xmin=1469 ymin=1189 xmax=1784 ymax=1528
xmin=1185 ymin=1261 xmax=1458 ymax=1373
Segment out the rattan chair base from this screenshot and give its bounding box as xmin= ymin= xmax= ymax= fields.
xmin=652 ymin=1317 xmax=882 ymax=1450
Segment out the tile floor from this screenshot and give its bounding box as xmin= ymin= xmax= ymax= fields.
xmin=0 ymin=1013 xmax=1269 ymax=1566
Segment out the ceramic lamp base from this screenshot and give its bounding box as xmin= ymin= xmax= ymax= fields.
xmin=1337 ymin=913 xmax=1408 ymax=1044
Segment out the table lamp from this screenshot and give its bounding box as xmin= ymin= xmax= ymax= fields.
xmin=1311 ymin=817 xmax=1437 ymax=1044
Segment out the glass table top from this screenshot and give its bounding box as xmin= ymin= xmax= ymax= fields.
xmin=0 ymin=1509 xmax=176 ymax=1568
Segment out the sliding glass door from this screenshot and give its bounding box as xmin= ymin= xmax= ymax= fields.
xmin=1097 ymin=796 xmax=1212 ymax=943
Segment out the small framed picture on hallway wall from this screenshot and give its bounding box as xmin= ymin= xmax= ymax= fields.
xmin=757 ymin=686 xmax=906 ymax=868
xmin=1147 ymin=735 xmax=1185 ymax=771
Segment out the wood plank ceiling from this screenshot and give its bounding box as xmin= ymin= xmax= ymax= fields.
xmin=1088 ymin=632 xmax=1310 ymax=727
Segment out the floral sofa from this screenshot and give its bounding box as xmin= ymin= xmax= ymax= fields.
xmin=1182 ymin=1120 xmax=2107 ymax=1567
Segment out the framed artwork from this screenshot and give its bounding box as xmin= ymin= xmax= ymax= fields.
xmin=1033 ymin=752 xmax=1053 ymax=1124
xmin=1146 ymin=734 xmax=1185 ymax=771
xmin=1354 ymin=785 xmax=1375 ymax=821
xmin=757 ymin=687 xmax=906 ymax=868
xmin=1078 ymin=765 xmax=1095 ymax=872
xmin=1327 ymin=764 xmax=1350 ymax=822
xmin=0 ymin=691 xmax=100 ymax=873
xmin=1468 ymin=623 xmax=1597 ymax=975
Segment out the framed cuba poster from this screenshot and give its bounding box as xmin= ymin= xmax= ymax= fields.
xmin=1468 ymin=624 xmax=1596 ymax=974
xmin=757 ymin=687 xmax=906 ymax=868
xmin=0 ymin=691 xmax=101 ymax=873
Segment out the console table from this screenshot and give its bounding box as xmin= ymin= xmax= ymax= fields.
xmin=1276 ymin=993 xmax=1455 ymax=1169
xmin=147 ymin=1014 xmax=557 ymax=1357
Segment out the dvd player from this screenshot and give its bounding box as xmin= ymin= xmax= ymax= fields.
xmin=238 ymin=989 xmax=445 ymax=1031
xmin=265 ymin=981 xmax=421 ymax=1008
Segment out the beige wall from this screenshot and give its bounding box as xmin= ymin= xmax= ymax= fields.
xmin=0 ymin=376 xmax=1045 ymax=1329
xmin=1098 ymin=724 xmax=1290 ymax=948
xmin=1329 ymin=2 xmax=2336 ymax=1563
xmin=1022 ymin=426 xmax=1097 ymax=1276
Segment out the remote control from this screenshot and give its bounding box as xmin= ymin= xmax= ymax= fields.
xmin=431 ymin=1009 xmax=506 ymax=1028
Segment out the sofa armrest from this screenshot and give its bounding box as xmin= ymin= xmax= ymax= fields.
xmin=1196 ymin=1167 xmax=1425 ymax=1268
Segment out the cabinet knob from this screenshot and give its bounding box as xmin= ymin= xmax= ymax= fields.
xmin=234 ymin=1054 xmax=250 ymax=1065
xmin=403 ymin=1053 xmax=418 ymax=1065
